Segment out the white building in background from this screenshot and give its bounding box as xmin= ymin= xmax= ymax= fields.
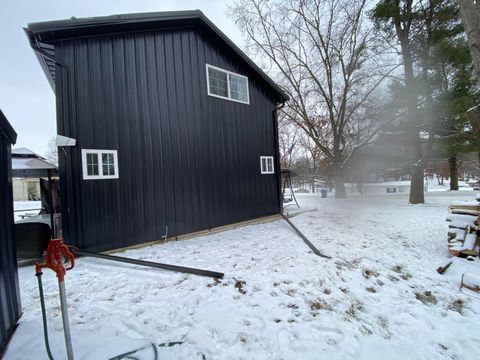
xmin=361 ymin=181 xmax=411 ymax=195
xmin=11 ymin=147 xmax=58 ymax=201
xmin=12 ymin=178 xmax=40 ymax=201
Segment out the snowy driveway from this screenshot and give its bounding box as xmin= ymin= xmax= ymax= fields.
xmin=5 ymin=192 xmax=480 ymax=359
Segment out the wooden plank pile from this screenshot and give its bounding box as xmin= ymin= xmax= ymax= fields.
xmin=446 ymin=194 xmax=480 ymax=257
xmin=460 ymin=273 xmax=480 ymax=293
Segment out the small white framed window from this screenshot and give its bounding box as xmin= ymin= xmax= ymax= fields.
xmin=260 ymin=156 xmax=274 ymax=174
xmin=206 ymin=64 xmax=250 ymax=104
xmin=81 ymin=149 xmax=119 ymax=180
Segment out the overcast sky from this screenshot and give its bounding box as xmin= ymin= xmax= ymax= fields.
xmin=0 ymin=0 xmax=241 ymax=156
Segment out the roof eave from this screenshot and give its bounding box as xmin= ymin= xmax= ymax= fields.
xmin=24 ymin=28 xmax=56 ymax=92
xmin=194 ymin=12 xmax=289 ymax=102
xmin=26 ymin=10 xmax=289 ymax=102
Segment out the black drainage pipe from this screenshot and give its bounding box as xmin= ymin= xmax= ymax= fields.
xmin=282 ymin=215 xmax=332 ymax=259
xmin=73 ymin=249 xmax=224 ymax=279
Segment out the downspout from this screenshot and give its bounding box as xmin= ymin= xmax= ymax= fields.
xmin=47 ymin=169 xmax=55 ymax=238
xmin=273 ymin=101 xmax=286 ymax=214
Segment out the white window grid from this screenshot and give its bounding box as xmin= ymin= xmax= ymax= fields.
xmin=81 ymin=149 xmax=119 ymax=180
xmin=206 ymin=64 xmax=250 ymax=105
xmin=260 ymin=156 xmax=275 ymax=174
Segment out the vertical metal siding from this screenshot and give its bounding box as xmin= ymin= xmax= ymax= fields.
xmin=56 ymin=26 xmax=280 ymax=252
xmin=0 ymin=117 xmax=21 ymax=353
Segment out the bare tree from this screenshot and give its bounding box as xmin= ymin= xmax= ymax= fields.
xmin=459 ymin=0 xmax=480 ymax=79
xmin=279 ymin=122 xmax=300 ymax=169
xmin=44 ymin=136 xmax=58 ymax=166
xmin=229 ymin=0 xmax=397 ymax=198
xmin=299 ymin=134 xmax=321 ymax=174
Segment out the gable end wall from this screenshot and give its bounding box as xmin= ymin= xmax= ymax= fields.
xmin=55 ymin=27 xmax=281 ymax=251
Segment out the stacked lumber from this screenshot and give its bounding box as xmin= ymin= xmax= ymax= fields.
xmin=461 ymin=273 xmax=480 ymax=293
xmin=446 ymin=197 xmax=480 ymax=257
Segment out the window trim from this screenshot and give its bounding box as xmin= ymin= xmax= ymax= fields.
xmin=206 ymin=64 xmax=250 ymax=105
xmin=260 ymin=156 xmax=275 ymax=174
xmin=81 ymin=149 xmax=119 ymax=180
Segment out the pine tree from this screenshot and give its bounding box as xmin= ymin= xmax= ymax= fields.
xmin=371 ymin=0 xmax=476 ymax=200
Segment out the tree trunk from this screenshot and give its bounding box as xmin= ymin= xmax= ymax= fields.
xmin=459 ymin=0 xmax=480 ymax=79
xmin=333 ymin=168 xmax=347 ymax=199
xmin=466 ymin=105 xmax=480 ymax=170
xmin=449 ymin=156 xmax=459 ymax=190
xmin=397 ymin=20 xmax=425 ymax=204
xmin=409 ymin=165 xmax=425 ymax=204
xmin=436 ymin=173 xmax=444 ymax=185
xmin=356 ymin=181 xmax=364 ymax=196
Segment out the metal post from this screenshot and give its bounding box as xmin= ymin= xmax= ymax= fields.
xmin=58 ymin=280 xmax=74 ymax=360
xmin=273 ymin=103 xmax=285 ymax=213
xmin=286 ymin=171 xmax=299 ymax=208
xmin=282 ymin=214 xmax=331 ymax=259
xmin=36 ymin=239 xmax=75 ymax=359
xmin=47 ymin=169 xmax=55 ymax=238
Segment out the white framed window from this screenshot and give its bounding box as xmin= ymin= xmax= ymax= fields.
xmin=206 ymin=64 xmax=250 ymax=104
xmin=260 ymin=156 xmax=274 ymax=174
xmin=81 ymin=149 xmax=119 ymax=180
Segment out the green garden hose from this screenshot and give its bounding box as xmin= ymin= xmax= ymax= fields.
xmin=37 ymin=271 xmax=202 ymax=360
xmin=36 ymin=272 xmax=54 ymax=360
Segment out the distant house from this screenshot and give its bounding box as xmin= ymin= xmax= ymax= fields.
xmin=13 ymin=178 xmax=40 ymax=201
xmin=12 ymin=147 xmax=57 ymax=201
xmin=26 ymin=11 xmax=288 ymax=252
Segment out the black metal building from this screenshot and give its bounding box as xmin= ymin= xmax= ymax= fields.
xmin=0 ymin=110 xmax=21 ymax=354
xmin=26 ymin=11 xmax=288 ymax=252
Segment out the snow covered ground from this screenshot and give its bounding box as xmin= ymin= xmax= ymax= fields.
xmin=427 ymin=179 xmax=474 ymax=192
xmin=13 ymin=201 xmax=41 ymax=221
xmin=5 ymin=192 xmax=480 ymax=360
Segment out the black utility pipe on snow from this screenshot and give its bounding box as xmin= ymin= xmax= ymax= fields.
xmin=282 ymin=215 xmax=332 ymax=259
xmin=73 ymin=249 xmax=224 ymax=279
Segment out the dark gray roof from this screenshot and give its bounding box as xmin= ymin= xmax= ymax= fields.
xmin=12 ymin=147 xmax=57 ymax=177
xmin=25 ymin=10 xmax=289 ymax=102
xmin=13 ymin=147 xmax=44 ymax=157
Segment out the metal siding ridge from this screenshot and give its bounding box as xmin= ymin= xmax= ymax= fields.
xmin=180 ymin=30 xmax=198 ymax=232
xmin=136 ymin=33 xmax=156 ymax=241
xmin=174 ymin=30 xmax=190 ymax=234
xmin=156 ymin=31 xmax=177 ymax=237
xmin=144 ymin=32 xmax=163 ymax=239
xmin=194 ymin=31 xmax=213 ymax=230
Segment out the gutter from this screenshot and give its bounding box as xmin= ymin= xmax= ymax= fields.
xmin=273 ymin=101 xmax=286 ymax=213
